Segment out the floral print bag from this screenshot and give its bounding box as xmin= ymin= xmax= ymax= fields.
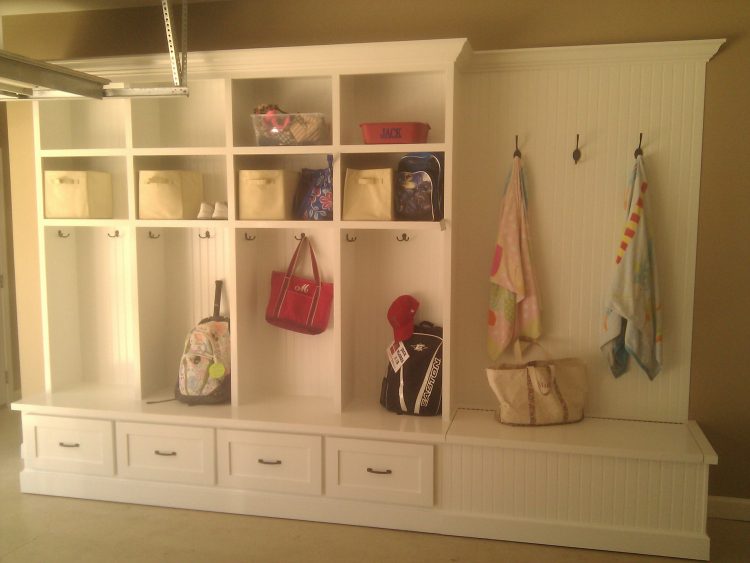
xmin=293 ymin=155 xmax=333 ymax=221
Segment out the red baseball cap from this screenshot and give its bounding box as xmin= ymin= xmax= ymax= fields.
xmin=387 ymin=295 xmax=420 ymax=342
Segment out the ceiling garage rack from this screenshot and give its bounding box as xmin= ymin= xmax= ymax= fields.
xmin=0 ymin=0 xmax=188 ymax=100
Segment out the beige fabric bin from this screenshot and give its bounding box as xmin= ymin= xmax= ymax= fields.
xmin=44 ymin=171 xmax=113 ymax=219
xmin=139 ymin=170 xmax=203 ymax=220
xmin=342 ymin=168 xmax=393 ymax=220
xmin=238 ymin=170 xmax=299 ymax=220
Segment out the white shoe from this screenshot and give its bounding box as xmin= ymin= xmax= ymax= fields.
xmin=197 ymin=202 xmax=214 ymax=219
xmin=212 ymin=201 xmax=228 ymax=220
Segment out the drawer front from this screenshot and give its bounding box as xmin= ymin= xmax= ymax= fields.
xmin=325 ymin=437 xmax=434 ymax=507
xmin=116 ymin=422 xmax=215 ymax=485
xmin=22 ymin=414 xmax=114 ymax=476
xmin=217 ymin=429 xmax=322 ymax=495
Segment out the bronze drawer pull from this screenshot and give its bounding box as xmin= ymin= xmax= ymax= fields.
xmin=154 ymin=450 xmax=177 ymax=456
xmin=257 ymin=459 xmax=282 ymax=465
xmin=58 ymin=442 xmax=80 ymax=448
xmin=366 ymin=467 xmax=392 ymax=475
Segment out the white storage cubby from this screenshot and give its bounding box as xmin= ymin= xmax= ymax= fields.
xmin=131 ymin=79 xmax=227 ymax=148
xmin=134 ymin=155 xmax=228 ymax=220
xmin=37 ymin=97 xmax=128 ymax=150
xmin=136 ymin=226 xmax=230 ymax=399
xmin=41 ymin=156 xmax=128 ymax=219
xmin=233 ymin=153 xmax=332 ymax=223
xmin=340 ymin=228 xmax=447 ymax=413
xmin=43 ymin=226 xmax=137 ymax=394
xmin=233 ymin=228 xmax=338 ymax=408
xmin=339 ymin=72 xmax=446 ymax=145
xmin=12 ymin=39 xmax=722 ymax=560
xmin=231 ymin=76 xmax=333 ymax=147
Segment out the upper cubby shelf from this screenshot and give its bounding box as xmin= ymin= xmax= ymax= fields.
xmin=38 ymin=97 xmax=129 ymax=150
xmin=231 ymin=76 xmax=333 ymax=148
xmin=340 ymin=72 xmax=446 ymax=145
xmin=131 ymin=79 xmax=227 ymax=149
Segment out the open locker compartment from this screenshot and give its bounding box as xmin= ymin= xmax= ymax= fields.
xmin=43 ymin=226 xmax=137 ymax=395
xmin=135 ymin=226 xmax=230 ymax=400
xmin=234 ymin=228 xmax=338 ymax=414
xmin=339 ymin=228 xmax=448 ymax=429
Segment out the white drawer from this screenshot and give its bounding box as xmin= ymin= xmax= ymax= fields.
xmin=22 ymin=414 xmax=115 ymax=476
xmin=217 ymin=429 xmax=322 ymax=495
xmin=116 ymin=422 xmax=215 ymax=485
xmin=325 ymin=437 xmax=434 ymax=507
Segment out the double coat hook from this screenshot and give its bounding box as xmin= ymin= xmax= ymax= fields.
xmin=513 ymin=135 xmax=522 ymax=158
xmin=573 ymin=134 xmax=581 ymax=164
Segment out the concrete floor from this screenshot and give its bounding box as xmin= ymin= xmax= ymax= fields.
xmin=1 ymin=407 xmax=748 ymax=563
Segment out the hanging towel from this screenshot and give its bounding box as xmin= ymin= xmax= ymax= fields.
xmin=488 ymin=156 xmax=541 ymax=364
xmin=601 ymin=155 xmax=662 ymax=379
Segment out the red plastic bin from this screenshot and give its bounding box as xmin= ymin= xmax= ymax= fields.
xmin=360 ymin=122 xmax=430 ymax=144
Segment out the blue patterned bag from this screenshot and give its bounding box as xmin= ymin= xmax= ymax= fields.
xmin=294 ymin=155 xmax=333 ymax=221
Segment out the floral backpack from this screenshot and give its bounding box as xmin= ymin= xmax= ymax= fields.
xmin=294 ymin=154 xmax=333 ymax=221
xmin=176 ymin=281 xmax=231 ymax=405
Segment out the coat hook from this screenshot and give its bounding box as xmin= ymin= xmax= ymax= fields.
xmin=57 ymin=230 xmax=70 ymax=238
xmin=148 ymin=231 xmax=160 ymax=239
xmin=513 ymin=135 xmax=522 ymax=158
xmin=345 ymin=234 xmax=357 ymax=242
xmin=107 ymin=230 xmax=120 ymax=238
xmin=634 ymin=132 xmax=644 ymax=158
xmin=198 ymin=230 xmax=211 ymax=239
xmin=396 ymin=233 xmax=410 ymax=242
xmin=294 ymin=233 xmax=306 ymax=241
xmin=573 ymin=134 xmax=581 ymax=164
xmin=244 ymin=233 xmax=256 ymax=241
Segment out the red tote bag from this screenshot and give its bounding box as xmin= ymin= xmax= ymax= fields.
xmin=265 ymin=236 xmax=333 ymax=335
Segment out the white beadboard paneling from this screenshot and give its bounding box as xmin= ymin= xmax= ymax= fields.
xmin=455 ymin=56 xmax=712 ymax=422
xmin=440 ymin=443 xmax=708 ymax=534
xmin=45 ymin=227 xmax=136 ymax=391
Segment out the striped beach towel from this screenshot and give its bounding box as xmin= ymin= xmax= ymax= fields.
xmin=601 ymin=155 xmax=662 ymax=379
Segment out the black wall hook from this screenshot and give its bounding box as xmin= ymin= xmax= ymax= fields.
xmin=244 ymin=233 xmax=256 ymax=241
xmin=345 ymin=234 xmax=357 ymax=242
xmin=294 ymin=233 xmax=306 ymax=241
xmin=634 ymin=133 xmax=644 ymax=158
xmin=148 ymin=231 xmax=160 ymax=239
xmin=107 ymin=230 xmax=120 ymax=238
xmin=513 ymin=135 xmax=522 ymax=158
xmin=198 ymin=230 xmax=211 ymax=239
xmin=396 ymin=233 xmax=410 ymax=242
xmin=57 ymin=230 xmax=70 ymax=238
xmin=573 ymin=134 xmax=581 ymax=164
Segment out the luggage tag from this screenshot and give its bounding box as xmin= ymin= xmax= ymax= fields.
xmin=387 ymin=340 xmax=410 ymax=372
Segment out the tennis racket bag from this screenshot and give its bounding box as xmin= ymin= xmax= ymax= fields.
xmin=380 ymin=321 xmax=442 ymax=416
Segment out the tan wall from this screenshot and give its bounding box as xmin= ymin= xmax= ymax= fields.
xmin=3 ymin=0 xmax=748 ymax=498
